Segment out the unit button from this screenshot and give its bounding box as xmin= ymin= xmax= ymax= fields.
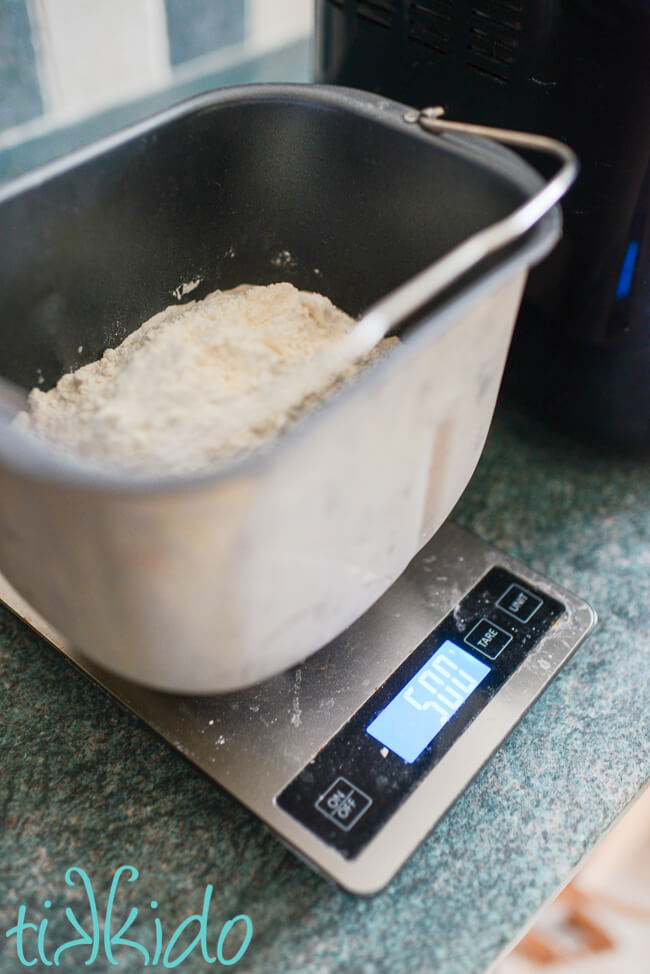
xmin=496 ymin=583 xmax=543 ymax=623
xmin=315 ymin=777 xmax=372 ymax=832
xmin=464 ymin=618 xmax=512 ymax=659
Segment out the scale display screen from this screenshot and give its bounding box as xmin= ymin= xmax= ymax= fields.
xmin=366 ymin=641 xmax=491 ymax=762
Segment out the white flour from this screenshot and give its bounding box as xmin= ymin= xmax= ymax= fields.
xmin=21 ymin=282 xmax=396 ymax=475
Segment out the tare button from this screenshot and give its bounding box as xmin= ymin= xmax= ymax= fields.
xmin=464 ymin=618 xmax=512 ymax=659
xmin=496 ymin=583 xmax=543 ymax=623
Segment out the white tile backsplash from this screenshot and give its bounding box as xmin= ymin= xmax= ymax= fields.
xmin=4 ymin=0 xmax=314 ymax=143
xmin=247 ymin=0 xmax=314 ymax=50
xmin=32 ymin=0 xmax=171 ymax=116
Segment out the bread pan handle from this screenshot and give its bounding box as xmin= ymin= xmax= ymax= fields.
xmin=348 ymin=108 xmax=579 ymax=354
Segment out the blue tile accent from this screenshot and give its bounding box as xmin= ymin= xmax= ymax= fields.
xmin=0 ymin=0 xmax=43 ymax=129
xmin=165 ymin=0 xmax=245 ymax=66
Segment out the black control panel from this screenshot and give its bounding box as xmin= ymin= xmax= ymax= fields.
xmin=276 ymin=567 xmax=563 ymax=859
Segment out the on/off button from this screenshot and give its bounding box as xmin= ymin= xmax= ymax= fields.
xmin=314 ymin=777 xmax=372 ymax=832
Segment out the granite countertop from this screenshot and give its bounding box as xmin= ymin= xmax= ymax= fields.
xmin=0 ymin=46 xmax=649 ymax=974
xmin=0 ymin=405 xmax=648 ymax=974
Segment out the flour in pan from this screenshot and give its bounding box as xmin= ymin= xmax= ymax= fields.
xmin=20 ymin=282 xmax=397 ymax=475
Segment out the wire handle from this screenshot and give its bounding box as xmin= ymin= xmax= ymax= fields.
xmin=346 ymin=107 xmax=579 ymax=356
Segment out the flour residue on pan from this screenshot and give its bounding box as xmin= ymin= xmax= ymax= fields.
xmin=290 ymin=669 xmax=303 ymax=729
xmin=271 ymin=249 xmax=297 ymax=269
xmin=172 ymin=277 xmax=202 ymax=301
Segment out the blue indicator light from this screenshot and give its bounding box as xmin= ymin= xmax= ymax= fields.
xmin=366 ymin=641 xmax=491 ymax=763
xmin=616 ymin=241 xmax=640 ymax=300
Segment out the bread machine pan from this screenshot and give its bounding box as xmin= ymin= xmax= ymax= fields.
xmin=0 ymin=84 xmax=575 ymax=692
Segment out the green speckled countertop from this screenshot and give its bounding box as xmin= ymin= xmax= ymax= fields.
xmin=0 ymin=406 xmax=648 ymax=973
xmin=0 ymin=43 xmax=649 ymax=973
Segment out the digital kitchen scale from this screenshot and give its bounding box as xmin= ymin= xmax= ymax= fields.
xmin=0 ymin=522 xmax=596 ymax=895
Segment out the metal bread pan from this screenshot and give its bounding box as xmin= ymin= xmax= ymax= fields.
xmin=0 ymin=84 xmax=575 ymax=692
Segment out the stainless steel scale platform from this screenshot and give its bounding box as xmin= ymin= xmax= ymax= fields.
xmin=0 ymin=522 xmax=596 ymax=895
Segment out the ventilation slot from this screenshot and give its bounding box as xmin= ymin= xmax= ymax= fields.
xmin=408 ymin=0 xmax=452 ymax=55
xmin=467 ymin=2 xmax=523 ymax=83
xmin=357 ymin=0 xmax=397 ymax=29
xmin=479 ymin=0 xmax=524 ymax=14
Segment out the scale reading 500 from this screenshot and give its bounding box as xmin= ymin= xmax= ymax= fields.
xmin=367 ymin=641 xmax=491 ymax=763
